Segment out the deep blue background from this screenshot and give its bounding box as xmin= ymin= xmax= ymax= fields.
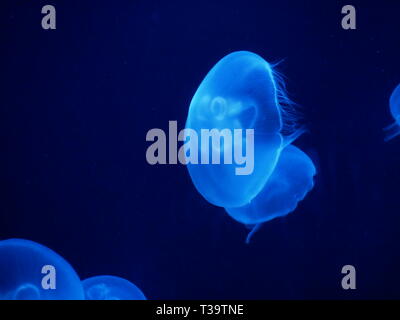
xmin=1 ymin=0 xmax=400 ymax=299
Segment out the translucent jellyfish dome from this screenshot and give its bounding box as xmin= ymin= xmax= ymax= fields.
xmin=185 ymin=51 xmax=301 ymax=208
xmin=384 ymin=83 xmax=400 ymax=142
xmin=82 ymin=275 xmax=146 ymax=300
xmin=0 ymin=239 xmax=84 ymax=300
xmin=225 ymin=145 xmax=316 ymax=242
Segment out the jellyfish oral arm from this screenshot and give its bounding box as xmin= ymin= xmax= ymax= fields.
xmin=384 ymin=120 xmax=400 ymax=142
xmin=281 ymin=127 xmax=307 ymax=149
xmin=245 ymin=223 xmax=262 ymax=244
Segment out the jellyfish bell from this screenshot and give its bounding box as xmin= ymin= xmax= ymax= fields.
xmin=225 ymin=144 xmax=316 ymax=243
xmin=82 ymin=275 xmax=146 ymax=300
xmin=225 ymin=145 xmax=316 ymax=226
xmin=185 ymin=51 xmax=302 ymax=208
xmin=0 ymin=238 xmax=84 ymax=300
xmin=384 ymin=83 xmax=400 ymax=142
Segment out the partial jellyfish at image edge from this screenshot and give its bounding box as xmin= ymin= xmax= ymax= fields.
xmin=0 ymin=238 xmax=84 ymax=300
xmin=384 ymin=83 xmax=400 ymax=142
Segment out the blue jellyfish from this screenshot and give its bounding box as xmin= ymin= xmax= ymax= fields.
xmin=0 ymin=239 xmax=84 ymax=300
xmin=185 ymin=51 xmax=303 ymax=208
xmin=384 ymin=83 xmax=400 ymax=142
xmin=82 ymin=275 xmax=146 ymax=300
xmin=225 ymin=145 xmax=316 ymax=243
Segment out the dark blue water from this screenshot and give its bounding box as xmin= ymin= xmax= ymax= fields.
xmin=1 ymin=0 xmax=400 ymax=299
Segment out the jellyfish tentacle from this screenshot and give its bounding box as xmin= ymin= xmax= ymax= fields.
xmin=281 ymin=127 xmax=307 ymax=149
xmin=384 ymin=122 xmax=400 ymax=142
xmin=245 ymin=223 xmax=262 ymax=244
xmin=383 ymin=121 xmax=398 ymax=131
xmin=0 ymin=238 xmax=84 ymax=300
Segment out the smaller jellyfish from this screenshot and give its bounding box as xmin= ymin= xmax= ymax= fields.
xmin=0 ymin=239 xmax=84 ymax=300
xmin=225 ymin=145 xmax=316 ymax=243
xmin=82 ymin=275 xmax=146 ymax=300
xmin=384 ymin=83 xmax=400 ymax=142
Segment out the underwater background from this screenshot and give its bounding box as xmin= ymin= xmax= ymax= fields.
xmin=1 ymin=0 xmax=400 ymax=299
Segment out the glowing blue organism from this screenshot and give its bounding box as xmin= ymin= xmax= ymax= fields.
xmin=185 ymin=51 xmax=302 ymax=208
xmin=82 ymin=275 xmax=146 ymax=300
xmin=0 ymin=239 xmax=84 ymax=300
xmin=225 ymin=145 xmax=316 ymax=243
xmin=384 ymin=83 xmax=400 ymax=142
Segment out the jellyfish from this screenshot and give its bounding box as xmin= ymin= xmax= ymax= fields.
xmin=384 ymin=83 xmax=400 ymax=142
xmin=225 ymin=145 xmax=316 ymax=243
xmin=82 ymin=275 xmax=146 ymax=300
xmin=0 ymin=238 xmax=84 ymax=300
xmin=185 ymin=51 xmax=303 ymax=208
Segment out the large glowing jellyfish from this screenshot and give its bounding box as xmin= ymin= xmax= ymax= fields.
xmin=0 ymin=239 xmax=84 ymax=300
xmin=225 ymin=145 xmax=316 ymax=243
xmin=384 ymin=83 xmax=400 ymax=142
xmin=185 ymin=51 xmax=303 ymax=208
xmin=184 ymin=51 xmax=316 ymax=242
xmin=82 ymin=275 xmax=146 ymax=300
